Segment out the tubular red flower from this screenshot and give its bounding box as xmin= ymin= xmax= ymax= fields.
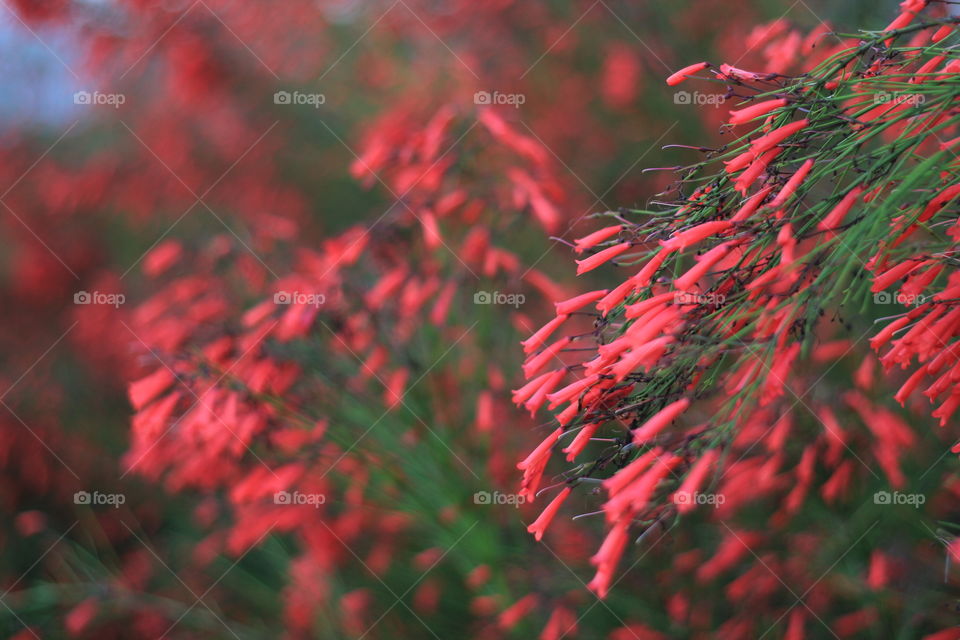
xmin=919 ymin=183 xmax=960 ymax=222
xmin=588 ymin=519 xmax=629 ymax=599
xmin=143 ymin=240 xmax=183 ymax=277
xmin=517 ymin=428 xmax=562 ymax=502
xmin=665 ymin=61 xmax=708 ymax=86
xmin=518 ymin=428 xmax=562 ymax=471
xmin=524 ymin=369 xmax=567 ymax=416
xmin=624 ymin=291 xmax=676 ymax=319
xmin=661 ymin=221 xmax=734 ymax=251
xmin=749 ymin=119 xmax=810 ymax=155
xmin=696 ymin=532 xmax=759 ymax=583
xmin=911 ymin=54 xmax=946 ymax=84
xmin=555 ymin=401 xmax=580 ymax=427
xmin=932 ymin=393 xmax=960 ymax=427
xmin=932 ymin=24 xmax=954 ymax=43
xmin=602 ymin=447 xmax=663 ymax=495
xmin=420 ymin=211 xmax=442 ymax=249
xmin=512 ymin=369 xmax=562 ymax=405
xmin=610 ymin=336 xmax=673 ymax=381
xmin=521 ymin=314 xmax=569 ymax=354
xmin=541 ymin=606 xmax=577 ymax=640
xmin=768 ymin=158 xmax=814 ymax=209
xmin=475 ymin=391 xmax=494 ymax=432
xmin=522 ymin=337 xmax=571 ymax=379
xmin=872 ymin=259 xmax=928 ymax=293
xmin=131 ymin=391 xmax=181 ymax=441
xmin=596 ymin=279 xmax=635 ymax=316
xmin=730 ymin=186 xmax=773 ymax=222
xmin=632 ymin=249 xmax=673 ymax=288
xmin=883 ymin=2 xmax=925 ymax=33
xmin=818 ymin=186 xmax=864 ymax=231
xmin=725 ymin=149 xmax=756 ymax=174
xmin=562 ymin=422 xmax=600 ymax=461
xmin=728 ymin=98 xmax=788 ymax=125
xmin=555 ymin=290 xmax=609 ymax=315
xmin=625 ymin=306 xmax=682 ymax=347
xmin=673 ymin=242 xmax=734 ymax=291
xmin=526 ymin=487 xmax=571 ymax=541
xmin=895 ymin=366 xmax=928 ymax=406
xmin=940 ymin=136 xmax=960 ymax=151
xmin=429 ymin=281 xmax=457 ymax=326
xmin=383 ymin=368 xmax=409 ymax=409
xmin=128 ymin=368 xmax=176 ymax=410
xmin=734 ymin=147 xmax=782 ymax=195
xmin=604 ymin=455 xmax=680 ymax=522
xmin=575 ymin=242 xmax=632 ymax=275
xmin=574 ymin=224 xmax=623 ymax=253
xmin=674 ymin=449 xmax=721 ymax=514
xmin=546 ymin=374 xmax=599 ymax=408
xmin=498 ymin=594 xmax=538 ymax=631
xmin=632 ymin=398 xmax=691 ymax=444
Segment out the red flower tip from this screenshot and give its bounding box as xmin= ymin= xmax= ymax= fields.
xmin=575 ymin=242 xmax=631 ymax=275
xmin=526 ymin=486 xmax=571 ymax=541
xmin=728 ymin=98 xmax=788 ymax=125
xmin=666 ymin=61 xmax=709 ymax=86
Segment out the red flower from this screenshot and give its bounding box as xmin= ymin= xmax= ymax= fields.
xmin=575 ymin=242 xmax=632 ymax=275
xmin=665 ymin=61 xmax=709 ymax=86
xmin=728 ymin=98 xmax=788 ymax=125
xmin=526 ymin=486 xmax=571 ymax=541
xmin=632 ymin=398 xmax=691 ymax=445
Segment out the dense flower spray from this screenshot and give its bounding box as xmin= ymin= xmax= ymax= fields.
xmin=6 ymin=0 xmax=960 ymax=637
xmin=513 ymin=4 xmax=960 ymax=635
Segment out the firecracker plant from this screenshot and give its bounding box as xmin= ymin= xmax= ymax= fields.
xmin=6 ymin=0 xmax=960 ymax=638
xmin=514 ymin=2 xmax=960 ymax=634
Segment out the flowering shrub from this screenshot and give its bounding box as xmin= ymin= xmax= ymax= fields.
xmin=3 ymin=0 xmax=960 ymax=639
xmin=514 ymin=2 xmax=960 ymax=636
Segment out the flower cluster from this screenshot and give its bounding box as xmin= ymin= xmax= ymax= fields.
xmin=6 ymin=0 xmax=960 ymax=638
xmin=514 ymin=3 xmax=960 ymax=634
